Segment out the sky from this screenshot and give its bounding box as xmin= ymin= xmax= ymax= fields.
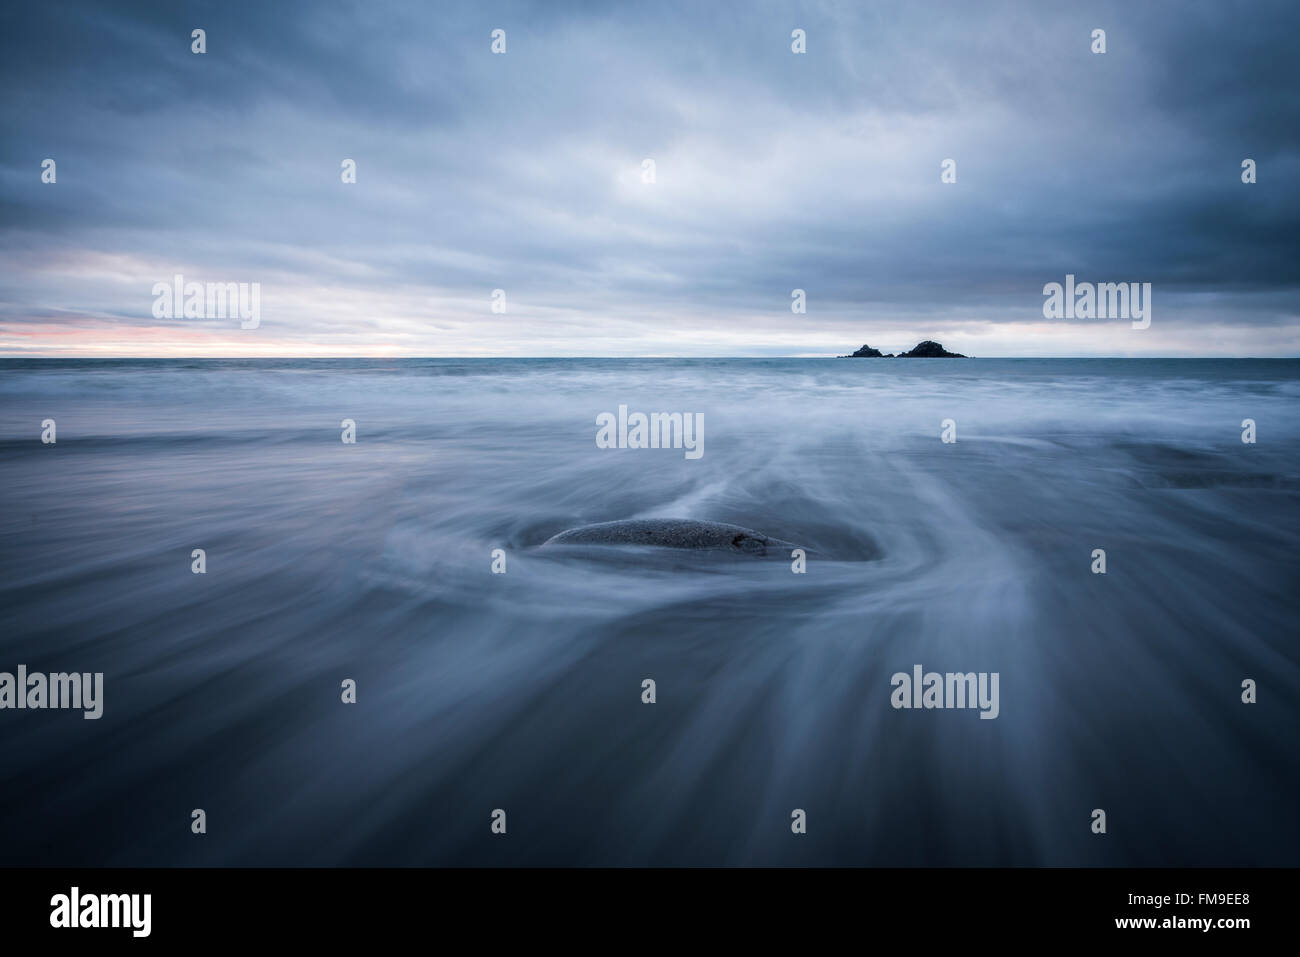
xmin=1 ymin=0 xmax=1297 ymax=357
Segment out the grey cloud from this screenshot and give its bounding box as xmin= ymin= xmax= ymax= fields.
xmin=1 ymin=0 xmax=1297 ymax=354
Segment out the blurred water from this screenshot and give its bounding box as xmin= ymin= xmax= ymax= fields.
xmin=0 ymin=357 xmax=1297 ymax=865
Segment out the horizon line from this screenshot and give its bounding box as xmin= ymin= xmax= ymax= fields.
xmin=2 ymin=354 xmax=1297 ymax=361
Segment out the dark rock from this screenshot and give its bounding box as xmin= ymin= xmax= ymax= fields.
xmin=842 ymin=344 xmax=885 ymax=358
xmin=894 ymin=340 xmax=966 ymax=358
xmin=839 ymin=340 xmax=967 ymax=358
xmin=542 ymin=519 xmax=797 ymax=557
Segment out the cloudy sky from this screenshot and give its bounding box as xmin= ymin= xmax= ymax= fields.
xmin=1 ymin=0 xmax=1297 ymax=356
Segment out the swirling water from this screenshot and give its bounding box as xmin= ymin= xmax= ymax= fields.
xmin=0 ymin=357 xmax=1297 ymax=865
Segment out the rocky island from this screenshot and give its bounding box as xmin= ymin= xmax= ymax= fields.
xmin=839 ymin=340 xmax=967 ymax=358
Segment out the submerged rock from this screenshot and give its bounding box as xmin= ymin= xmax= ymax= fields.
xmin=542 ymin=519 xmax=797 ymax=556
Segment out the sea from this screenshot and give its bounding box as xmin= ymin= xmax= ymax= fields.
xmin=0 ymin=357 xmax=1297 ymax=865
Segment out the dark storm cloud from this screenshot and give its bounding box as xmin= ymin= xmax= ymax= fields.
xmin=0 ymin=0 xmax=1297 ymax=354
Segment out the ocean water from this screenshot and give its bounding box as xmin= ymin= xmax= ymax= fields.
xmin=0 ymin=357 xmax=1297 ymax=866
